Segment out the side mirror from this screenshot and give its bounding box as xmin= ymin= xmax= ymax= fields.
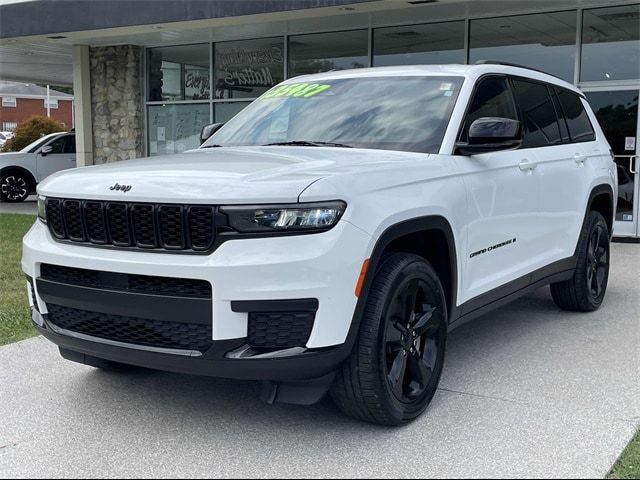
xmin=200 ymin=123 xmax=224 ymax=145
xmin=40 ymin=145 xmax=53 ymax=156
xmin=455 ymin=117 xmax=522 ymax=156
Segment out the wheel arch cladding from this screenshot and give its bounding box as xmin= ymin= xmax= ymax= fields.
xmin=364 ymin=216 xmax=458 ymax=323
xmin=588 ymin=185 xmax=614 ymax=235
xmin=0 ymin=166 xmax=37 ymax=192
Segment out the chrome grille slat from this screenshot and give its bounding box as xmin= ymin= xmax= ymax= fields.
xmin=45 ymin=198 xmax=216 ymax=253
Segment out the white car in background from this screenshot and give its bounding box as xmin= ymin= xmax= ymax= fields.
xmin=0 ymin=131 xmax=15 ymax=147
xmin=0 ymin=131 xmax=76 ymax=202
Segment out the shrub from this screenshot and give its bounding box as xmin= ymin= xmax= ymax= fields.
xmin=2 ymin=116 xmax=65 ymax=152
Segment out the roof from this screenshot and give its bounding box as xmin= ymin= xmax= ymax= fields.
xmin=0 ymin=81 xmax=73 ymax=99
xmin=0 ymin=0 xmax=374 ymax=39
xmin=288 ymin=64 xmax=581 ymax=94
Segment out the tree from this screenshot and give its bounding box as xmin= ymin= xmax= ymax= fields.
xmin=2 ymin=116 xmax=65 ymax=152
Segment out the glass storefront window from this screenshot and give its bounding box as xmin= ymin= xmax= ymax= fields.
xmin=288 ymin=30 xmax=369 ymax=78
xmin=373 ymin=21 xmax=465 ymax=66
xmin=214 ymin=38 xmax=284 ymax=100
xmin=147 ymin=104 xmax=211 ymax=156
xmin=147 ymin=44 xmax=210 ymax=101
xmin=469 ymin=11 xmax=577 ymax=82
xmin=581 ymin=5 xmax=640 ymax=82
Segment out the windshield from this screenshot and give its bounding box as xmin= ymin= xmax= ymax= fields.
xmin=202 ymin=76 xmax=464 ymax=153
xmin=20 ymin=133 xmax=62 ymax=153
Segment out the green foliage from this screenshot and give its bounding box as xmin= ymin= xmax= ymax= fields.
xmin=2 ymin=115 xmax=65 ymax=152
xmin=0 ymin=214 xmax=38 ymax=345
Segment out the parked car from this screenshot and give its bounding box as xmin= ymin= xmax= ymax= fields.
xmin=0 ymin=131 xmax=15 ymax=147
xmin=24 ymin=63 xmax=616 ymax=425
xmin=0 ymin=131 xmax=75 ymax=202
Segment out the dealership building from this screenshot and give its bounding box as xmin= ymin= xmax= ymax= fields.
xmin=0 ymin=0 xmax=638 ymax=238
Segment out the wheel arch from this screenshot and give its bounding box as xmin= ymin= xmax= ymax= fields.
xmin=0 ymin=165 xmax=37 ymax=193
xmin=586 ymin=184 xmax=615 ymax=239
xmin=358 ymin=216 xmax=459 ymax=325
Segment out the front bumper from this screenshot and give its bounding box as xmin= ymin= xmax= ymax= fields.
xmin=23 ymin=219 xmax=372 ymax=380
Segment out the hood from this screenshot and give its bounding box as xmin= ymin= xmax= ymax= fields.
xmin=38 ymin=146 xmax=422 ymax=203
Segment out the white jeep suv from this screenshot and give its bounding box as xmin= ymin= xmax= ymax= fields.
xmin=23 ymin=64 xmax=616 ymax=425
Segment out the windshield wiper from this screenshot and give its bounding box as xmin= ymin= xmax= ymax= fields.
xmin=200 ymin=144 xmax=223 ymax=149
xmin=263 ymin=140 xmax=352 ymax=148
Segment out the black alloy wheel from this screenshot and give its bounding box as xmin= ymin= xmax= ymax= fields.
xmin=586 ymin=224 xmax=608 ymax=299
xmin=384 ymin=277 xmax=443 ymax=403
xmin=331 ymin=253 xmax=447 ymax=426
xmin=551 ymin=211 xmax=610 ymax=312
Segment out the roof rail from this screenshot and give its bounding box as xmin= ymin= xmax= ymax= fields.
xmin=474 ymin=60 xmax=563 ymax=80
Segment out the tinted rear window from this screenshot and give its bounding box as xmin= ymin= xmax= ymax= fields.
xmin=555 ymin=88 xmax=596 ymax=143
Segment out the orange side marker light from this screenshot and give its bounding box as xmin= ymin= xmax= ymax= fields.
xmin=355 ymin=258 xmax=370 ymax=297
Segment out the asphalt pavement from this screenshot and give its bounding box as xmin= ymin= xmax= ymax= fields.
xmin=0 ymin=196 xmax=37 ymax=216
xmin=0 ymin=244 xmax=638 ymax=478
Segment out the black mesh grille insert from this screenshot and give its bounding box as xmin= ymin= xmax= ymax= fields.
xmin=44 ymin=199 xmax=217 ymax=253
xmin=188 ymin=207 xmax=215 ymax=251
xmin=159 ymin=205 xmax=184 ymax=249
xmin=63 ymin=200 xmax=85 ymax=241
xmin=106 ymin=203 xmax=131 ymax=246
xmin=46 ymin=199 xmax=65 ymax=238
xmin=84 ymin=202 xmax=107 ymax=244
xmin=47 ymin=304 xmax=212 ymax=352
xmin=132 ymin=204 xmax=157 ymax=248
xmin=248 ymin=312 xmax=315 ymax=350
xmin=40 ymin=264 xmax=212 ymax=298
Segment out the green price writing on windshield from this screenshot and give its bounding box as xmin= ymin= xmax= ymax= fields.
xmin=263 ymin=83 xmax=332 ymax=99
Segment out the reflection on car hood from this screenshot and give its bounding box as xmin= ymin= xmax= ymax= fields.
xmin=37 ymin=146 xmax=422 ymax=203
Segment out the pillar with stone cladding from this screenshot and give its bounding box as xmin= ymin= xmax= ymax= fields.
xmin=90 ymin=45 xmax=144 ymax=164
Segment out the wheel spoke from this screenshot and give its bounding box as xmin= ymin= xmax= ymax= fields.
xmin=593 ymin=227 xmax=602 ymax=252
xmin=388 ymin=351 xmax=407 ymax=398
xmin=385 ymin=315 xmax=406 ymax=345
xmin=407 ymin=354 xmax=432 ymax=397
xmin=413 ymin=304 xmax=438 ymax=337
xmin=422 ymin=337 xmax=438 ymax=370
xmin=402 ymin=281 xmax=419 ymax=323
xmin=595 ymin=266 xmax=606 ymax=297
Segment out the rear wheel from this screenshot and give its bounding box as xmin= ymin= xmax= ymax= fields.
xmin=551 ymin=211 xmax=610 ymax=312
xmin=0 ymin=171 xmax=31 ymax=202
xmin=331 ymin=253 xmax=447 ymax=426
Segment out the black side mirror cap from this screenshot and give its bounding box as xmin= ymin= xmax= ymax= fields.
xmin=200 ymin=123 xmax=224 ymax=145
xmin=455 ymin=117 xmax=523 ymax=156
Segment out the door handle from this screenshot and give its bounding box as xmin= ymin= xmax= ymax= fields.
xmin=519 ymin=159 xmax=537 ymax=172
xmin=631 ymin=156 xmax=639 ymax=175
xmin=574 ymin=153 xmax=587 ymax=166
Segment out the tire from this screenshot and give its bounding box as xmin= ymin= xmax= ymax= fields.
xmin=550 ymin=211 xmax=610 ymax=312
xmin=0 ymin=171 xmax=31 ymax=202
xmin=331 ymin=253 xmax=448 ymax=426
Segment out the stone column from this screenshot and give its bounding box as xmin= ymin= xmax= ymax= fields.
xmin=90 ymin=45 xmax=144 ymax=164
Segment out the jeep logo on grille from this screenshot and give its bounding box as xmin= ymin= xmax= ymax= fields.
xmin=110 ymin=183 xmax=132 ymax=193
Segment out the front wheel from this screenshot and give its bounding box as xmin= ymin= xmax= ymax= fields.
xmin=551 ymin=211 xmax=611 ymax=312
xmin=331 ymin=253 xmax=448 ymax=426
xmin=0 ymin=172 xmax=31 ymax=202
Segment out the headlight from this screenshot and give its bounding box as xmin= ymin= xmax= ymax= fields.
xmin=37 ymin=195 xmax=47 ymax=223
xmin=221 ymin=201 xmax=346 ymax=234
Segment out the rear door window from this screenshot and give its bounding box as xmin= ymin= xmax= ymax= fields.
xmin=511 ymin=79 xmax=562 ymax=148
xmin=555 ymin=88 xmax=596 ymax=143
